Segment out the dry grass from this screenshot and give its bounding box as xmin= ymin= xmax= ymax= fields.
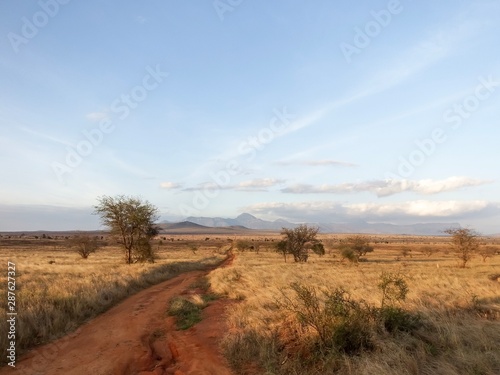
xmin=208 ymin=234 xmax=500 ymax=375
xmin=0 ymin=237 xmax=226 ymax=363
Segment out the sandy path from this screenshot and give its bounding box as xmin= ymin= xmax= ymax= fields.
xmin=1 ymin=258 xmax=234 ymax=375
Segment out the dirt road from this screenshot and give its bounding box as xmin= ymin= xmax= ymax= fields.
xmin=1 ymin=258 xmax=234 ymax=375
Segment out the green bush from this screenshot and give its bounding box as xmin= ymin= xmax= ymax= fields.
xmin=278 ymin=283 xmax=374 ymax=354
xmin=340 ymin=247 xmax=358 ymax=263
xmin=167 ymin=297 xmax=203 ymax=330
xmin=377 ymin=306 xmax=421 ymax=333
xmin=277 ymin=276 xmax=421 ymax=357
xmin=235 ymin=240 xmax=254 ymax=252
xmin=378 ymin=272 xmax=409 ymax=308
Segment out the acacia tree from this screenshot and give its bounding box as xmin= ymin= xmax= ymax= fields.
xmin=444 ymin=228 xmax=480 ymax=268
xmin=94 ymin=195 xmax=159 ymax=264
xmin=67 ymin=234 xmax=105 ymax=259
xmin=339 ymin=235 xmax=374 ymax=263
xmin=479 ymin=246 xmax=497 ymax=262
xmin=277 ymin=225 xmax=322 ymax=262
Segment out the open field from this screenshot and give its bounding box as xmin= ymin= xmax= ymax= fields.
xmin=208 ymin=234 xmax=500 ymax=375
xmin=1 ymin=233 xmax=499 ymax=374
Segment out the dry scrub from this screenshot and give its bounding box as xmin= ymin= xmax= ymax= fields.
xmin=208 ymin=235 xmax=500 ymax=375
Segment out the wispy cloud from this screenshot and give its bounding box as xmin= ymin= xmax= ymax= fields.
xmin=275 ymin=159 xmax=357 ymax=167
xmin=19 ymin=126 xmax=73 ymax=146
xmin=107 ymin=154 xmax=154 ymax=179
xmin=277 ymin=19 xmax=474 ymax=137
xmin=281 ymin=177 xmax=492 ymax=197
xmin=182 ymin=178 xmax=286 ymax=192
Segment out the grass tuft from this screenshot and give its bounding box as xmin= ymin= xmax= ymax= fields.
xmin=168 ymin=296 xmax=204 ymax=330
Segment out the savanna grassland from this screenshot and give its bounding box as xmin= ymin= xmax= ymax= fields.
xmin=207 ymin=234 xmax=500 ymax=375
xmin=1 ymin=232 xmax=499 ymax=375
xmin=0 ymin=234 xmax=228 ymax=363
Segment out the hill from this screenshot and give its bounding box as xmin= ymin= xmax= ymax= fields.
xmin=183 ymin=213 xmax=460 ymax=235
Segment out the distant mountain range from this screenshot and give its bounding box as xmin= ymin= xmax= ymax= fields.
xmin=184 ymin=213 xmax=289 ymax=231
xmin=162 ymin=213 xmax=461 ymax=235
xmin=157 ymin=220 xmax=253 ymax=235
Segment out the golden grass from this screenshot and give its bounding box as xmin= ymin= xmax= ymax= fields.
xmin=208 ymin=235 xmax=500 ymax=375
xmin=0 ymin=239 xmax=226 ymax=363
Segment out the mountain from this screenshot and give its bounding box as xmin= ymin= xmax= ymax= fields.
xmin=183 ymin=213 xmax=460 ymax=235
xmin=157 ymin=221 xmax=254 ymax=234
xmin=160 ymin=221 xmax=209 ymax=230
xmin=185 ymin=213 xmax=297 ymax=230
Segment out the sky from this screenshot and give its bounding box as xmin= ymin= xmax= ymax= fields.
xmin=1 ymin=0 xmax=499 ymax=233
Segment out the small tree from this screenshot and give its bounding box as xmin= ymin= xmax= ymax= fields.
xmin=339 ymin=236 xmax=374 ymax=263
xmin=400 ymin=246 xmax=412 ymax=258
xmin=275 ymin=239 xmax=288 ymax=262
xmin=94 ymin=195 xmax=159 ymax=264
xmin=310 ymin=242 xmax=325 ymax=256
xmin=235 ymin=240 xmax=253 ymax=252
xmin=420 ymin=246 xmax=438 ymax=257
xmin=279 ymin=225 xmax=321 ymax=263
xmin=479 ymin=246 xmax=497 ymax=262
xmin=67 ymin=234 xmax=104 ymax=259
xmin=378 ymin=272 xmax=409 ymax=308
xmin=444 ymin=228 xmax=480 ymax=268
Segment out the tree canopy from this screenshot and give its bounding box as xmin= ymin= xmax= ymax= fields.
xmin=277 ymin=224 xmax=323 ymax=262
xmin=444 ymin=228 xmax=480 ymax=268
xmin=94 ymin=195 xmax=159 ymax=264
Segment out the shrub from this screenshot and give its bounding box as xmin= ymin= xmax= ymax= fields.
xmin=338 ymin=236 xmax=374 ymax=263
xmin=479 ymin=246 xmax=497 ymax=262
xmin=378 ymin=272 xmax=409 ymax=308
xmin=134 ymin=237 xmax=156 ymax=263
xmin=377 ymin=306 xmax=421 ymax=333
xmin=340 ymin=247 xmax=358 ymax=264
xmin=168 ymin=296 xmax=203 ymax=330
xmin=421 ymin=246 xmax=438 ymax=257
xmin=278 ymin=282 xmax=374 ymax=354
xmin=400 ymin=246 xmax=412 ymax=258
xmin=67 ymin=234 xmax=104 ymax=259
xmin=311 ymin=242 xmax=325 ymax=257
xmin=235 ymin=240 xmax=253 ymax=252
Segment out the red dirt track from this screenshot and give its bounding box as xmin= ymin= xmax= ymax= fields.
xmin=1 ymin=256 xmax=235 ymax=375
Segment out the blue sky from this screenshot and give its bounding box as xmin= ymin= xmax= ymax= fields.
xmin=1 ymin=0 xmax=499 ymax=232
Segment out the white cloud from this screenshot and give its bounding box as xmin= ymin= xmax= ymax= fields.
xmin=246 ymin=200 xmax=500 ymax=223
xmin=238 ymin=178 xmax=286 ymax=188
xmin=282 ymin=177 xmax=492 ymax=197
xmin=160 ymin=182 xmax=182 ymax=190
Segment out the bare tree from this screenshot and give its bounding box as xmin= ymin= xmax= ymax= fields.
xmin=444 ymin=228 xmax=480 ymax=268
xmin=94 ymin=195 xmax=159 ymax=264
